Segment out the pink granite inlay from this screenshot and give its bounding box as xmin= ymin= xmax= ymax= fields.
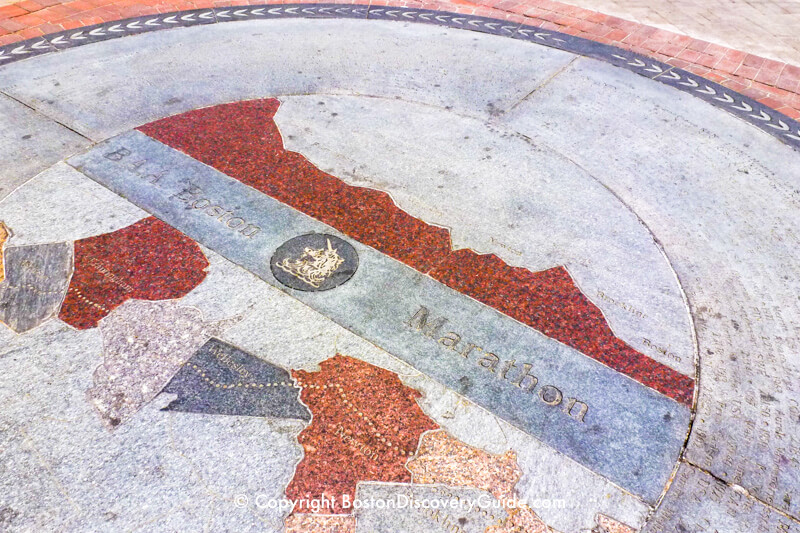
xmin=284 ymin=514 xmax=356 ymax=533
xmin=88 ymin=300 xmax=240 ymax=429
xmin=407 ymin=429 xmax=521 ymax=503
xmin=408 ymin=430 xmax=551 ymax=531
xmin=408 ymin=430 xmax=639 ymax=533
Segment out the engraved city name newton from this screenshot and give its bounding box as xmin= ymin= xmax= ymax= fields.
xmin=406 ymin=305 xmax=589 ymax=423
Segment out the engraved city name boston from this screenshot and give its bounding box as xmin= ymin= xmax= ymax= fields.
xmin=101 ymin=146 xmax=261 ymax=239
xmin=406 ymin=306 xmax=589 ymax=422
xmin=171 ymin=184 xmax=262 ymax=238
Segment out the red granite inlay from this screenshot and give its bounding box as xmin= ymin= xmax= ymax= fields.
xmin=138 ymin=99 xmax=695 ymax=406
xmin=428 ymin=250 xmax=695 ymax=405
xmin=139 ymin=100 xmax=450 ymax=273
xmin=58 ymin=217 xmax=209 ymax=329
xmin=288 ymin=354 xmax=439 ymax=514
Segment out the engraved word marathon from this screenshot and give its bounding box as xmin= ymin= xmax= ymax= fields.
xmin=406 ymin=306 xmax=589 ymax=422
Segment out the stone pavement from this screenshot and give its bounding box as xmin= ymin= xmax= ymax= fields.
xmin=0 ymin=6 xmax=799 ymax=533
xmin=1 ymin=0 xmax=800 ymax=120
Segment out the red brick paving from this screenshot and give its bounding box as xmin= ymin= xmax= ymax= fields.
xmin=0 ymin=0 xmax=798 ymax=118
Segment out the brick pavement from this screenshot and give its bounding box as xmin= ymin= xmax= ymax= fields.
xmin=559 ymin=0 xmax=800 ymax=68
xmin=0 ymin=0 xmax=799 ymax=119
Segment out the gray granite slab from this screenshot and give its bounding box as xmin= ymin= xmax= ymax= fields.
xmin=0 ymin=188 xmax=649 ymax=532
xmin=0 ymin=93 xmax=90 ymax=201
xmin=0 ymin=19 xmax=574 ymax=140
xmin=401 ymin=374 xmax=650 ymax=532
xmin=0 ymin=162 xmax=147 ymax=246
xmin=354 ymin=483 xmax=507 ymax=533
xmin=501 ymin=56 xmax=800 ymax=522
xmin=0 ymin=11 xmax=796 ymax=528
xmin=67 ymin=130 xmax=691 ymax=503
xmin=643 ymin=463 xmax=800 ymax=533
xmin=1 ymin=7 xmax=797 ymax=149
xmin=0 ymin=319 xmax=303 ymax=532
xmin=0 ymin=242 xmax=73 ymax=333
xmin=162 ymin=338 xmax=311 ymax=421
xmin=0 ymin=416 xmax=81 ymax=531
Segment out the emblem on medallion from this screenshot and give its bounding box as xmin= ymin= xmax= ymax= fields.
xmin=270 ymin=234 xmax=359 ymax=292
xmin=277 ymin=238 xmax=345 ymax=288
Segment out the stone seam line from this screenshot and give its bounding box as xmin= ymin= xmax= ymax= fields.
xmin=0 ymin=0 xmax=799 ymax=119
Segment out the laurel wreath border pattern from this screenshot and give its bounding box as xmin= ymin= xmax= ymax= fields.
xmin=0 ymin=3 xmax=798 ymax=150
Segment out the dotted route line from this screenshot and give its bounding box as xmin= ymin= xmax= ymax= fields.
xmin=69 ymin=286 xmax=110 ymax=312
xmin=185 ymin=363 xmax=300 ymax=389
xmin=184 ymin=364 xmax=417 ymax=457
xmin=298 ymin=378 xmax=416 ymax=457
xmin=3 ymin=283 xmax=63 ymax=295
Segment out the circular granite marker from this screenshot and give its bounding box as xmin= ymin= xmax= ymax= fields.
xmin=270 ymin=233 xmax=358 ymax=291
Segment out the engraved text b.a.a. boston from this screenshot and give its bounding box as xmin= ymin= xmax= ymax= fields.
xmin=406 ymin=306 xmax=589 ymax=422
